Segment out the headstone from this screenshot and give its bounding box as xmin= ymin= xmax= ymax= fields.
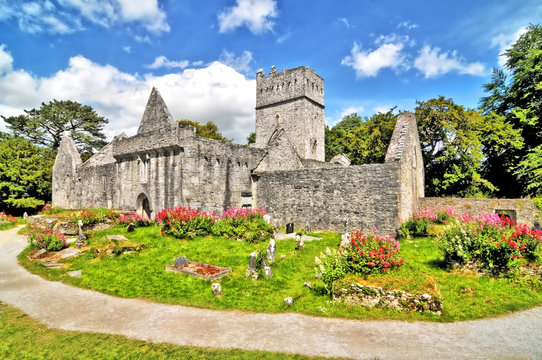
xmin=174 ymin=256 xmax=188 ymax=267
xmin=263 ymin=214 xmax=271 ymax=224
xmin=303 ymin=281 xmax=312 ymax=289
xmin=286 ymin=223 xmax=294 ymax=234
xmin=274 ymin=222 xmax=280 ymax=233
xmin=23 ymin=212 xmax=28 ymax=220
xmin=76 ymin=220 xmax=87 ymax=249
xmin=266 ymin=239 xmax=276 ymax=263
xmin=296 ymin=234 xmax=304 ymax=249
xmin=264 ymin=265 xmax=273 ymax=278
xmin=284 ymin=296 xmax=293 ymax=307
xmin=305 ymin=222 xmax=311 ymax=234
xmin=212 ymin=283 xmax=222 ymax=296
xmin=106 ymin=235 xmax=128 ymax=242
xmin=32 ymin=248 xmax=47 ymax=259
xmin=343 ymin=218 xmax=348 ymax=233
xmin=67 ymin=270 xmax=82 ymax=278
xmin=248 ymin=251 xmax=258 ymax=270
xmin=340 ymin=232 xmax=350 ymax=248
xmin=58 ymin=247 xmax=81 ymax=259
xmin=126 ymin=223 xmax=135 ymax=233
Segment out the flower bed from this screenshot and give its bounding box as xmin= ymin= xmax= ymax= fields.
xmin=0 ymin=212 xmax=17 ymax=225
xmin=399 ymin=207 xmax=456 ymax=237
xmin=115 ymin=211 xmax=154 ymax=227
xmin=26 ymin=226 xmax=67 ymax=251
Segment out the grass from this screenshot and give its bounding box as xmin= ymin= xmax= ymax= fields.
xmin=18 ymin=225 xmax=542 ymax=323
xmin=0 ymin=217 xmax=26 ymax=231
xmin=0 ymin=302 xmax=338 ymax=360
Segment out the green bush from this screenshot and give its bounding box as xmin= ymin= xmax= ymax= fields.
xmin=26 ymin=226 xmax=67 ymax=251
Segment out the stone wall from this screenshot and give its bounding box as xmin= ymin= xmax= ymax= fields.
xmin=255 ymin=66 xmax=325 ymax=162
xmin=419 ymin=197 xmax=540 ymax=228
xmin=253 ymin=164 xmax=401 ymax=234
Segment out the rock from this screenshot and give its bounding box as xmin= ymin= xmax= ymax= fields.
xmin=296 ymin=234 xmax=304 ymax=249
xmin=266 ymin=239 xmax=276 ymax=263
xmin=284 ymin=296 xmax=293 ymax=307
xmin=280 ymin=254 xmax=286 ymax=260
xmin=67 ymin=270 xmax=82 ymax=278
xmin=419 ymin=293 xmax=432 ymax=301
xmin=107 ymin=235 xmax=128 ymax=242
xmin=263 ymin=214 xmax=271 ymax=224
xmin=57 ymin=247 xmax=81 ymax=259
xmin=264 ymin=265 xmax=273 ymax=278
xmin=303 ymin=281 xmax=312 ymax=289
xmin=32 ymin=249 xmax=47 ymax=259
xmin=126 ymin=223 xmax=135 ymax=233
xmin=23 ymin=212 xmax=28 ymax=219
xmin=251 ymin=273 xmax=259 ymax=280
xmin=52 ymin=222 xmax=61 ymax=234
xmin=212 ymin=283 xmax=222 ymax=296
xmin=248 ymin=251 xmax=258 ymax=270
xmin=174 ymin=256 xmax=188 ymax=267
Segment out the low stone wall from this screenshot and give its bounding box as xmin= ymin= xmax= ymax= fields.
xmin=419 ymin=197 xmax=540 ymax=228
xmin=27 ymin=215 xmax=110 ymax=235
xmin=333 ymin=282 xmax=442 ymax=315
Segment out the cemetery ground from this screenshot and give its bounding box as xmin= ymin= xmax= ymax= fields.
xmin=16 ymin=220 xmax=542 ymax=323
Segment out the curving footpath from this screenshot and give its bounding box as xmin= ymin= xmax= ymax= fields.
xmin=1 ymin=226 xmax=542 ymax=359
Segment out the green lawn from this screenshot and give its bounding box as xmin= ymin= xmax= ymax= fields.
xmin=0 ymin=302 xmax=338 ymax=360
xmin=18 ymin=225 xmax=542 ymax=322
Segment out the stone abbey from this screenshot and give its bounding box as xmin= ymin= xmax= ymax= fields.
xmin=52 ymin=66 xmax=425 ymax=234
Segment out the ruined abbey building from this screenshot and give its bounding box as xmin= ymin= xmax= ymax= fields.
xmin=53 ymin=66 xmax=425 ymax=235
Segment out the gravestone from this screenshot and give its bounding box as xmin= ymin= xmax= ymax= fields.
xmin=126 ymin=223 xmax=135 ymax=233
xmin=32 ymin=248 xmax=47 ymax=259
xmin=263 ymin=214 xmax=271 ymax=224
xmin=305 ymin=222 xmax=311 ymax=234
xmin=23 ymin=212 xmax=28 ymax=220
xmin=246 ymin=251 xmax=259 ymax=277
xmin=296 ymin=234 xmax=304 ymax=249
xmin=286 ymin=223 xmax=294 ymax=234
xmin=174 ymin=256 xmax=188 ymax=267
xmin=264 ymin=265 xmax=273 ymax=278
xmin=266 ymin=239 xmax=276 ymax=263
xmin=76 ymin=219 xmax=87 ymax=249
xmin=212 ymin=283 xmax=222 ymax=296
xmin=284 ymin=296 xmax=293 ymax=307
xmin=274 ymin=221 xmax=280 ymax=233
xmin=340 ymin=233 xmax=350 ymax=248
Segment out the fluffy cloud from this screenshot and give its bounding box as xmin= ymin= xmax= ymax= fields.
xmin=146 ymin=56 xmax=190 ymax=70
xmin=219 ymin=50 xmax=254 ymax=75
xmin=0 ymin=45 xmax=255 ymax=143
xmin=490 ymin=27 xmax=527 ymax=67
xmin=341 ymin=36 xmax=408 ymax=78
xmin=414 ymin=45 xmax=485 ymax=78
xmin=0 ymin=0 xmax=169 ymax=35
xmin=218 ymin=0 xmax=277 ymax=34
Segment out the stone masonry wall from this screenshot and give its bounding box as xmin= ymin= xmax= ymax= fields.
xmin=419 ymin=197 xmax=540 ymax=228
xmin=254 ymin=163 xmax=401 ymax=234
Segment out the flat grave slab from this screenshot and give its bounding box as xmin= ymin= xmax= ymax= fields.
xmin=166 ymin=257 xmax=231 ymax=281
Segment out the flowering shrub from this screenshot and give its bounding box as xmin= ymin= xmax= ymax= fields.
xmin=115 ymin=211 xmax=154 ymax=227
xmin=156 ymin=206 xmax=215 ymax=239
xmin=343 ymin=232 xmax=404 ymax=275
xmin=38 ymin=205 xmax=68 ymax=215
xmin=315 ymin=232 xmax=404 ymax=292
xmin=68 ymin=208 xmax=118 ymax=226
xmin=400 ymin=207 xmax=456 ymax=237
xmin=211 ymin=207 xmax=273 ymax=242
xmin=0 ymin=212 xmax=17 ymax=225
xmin=26 ymin=226 xmax=67 ymax=251
xmin=439 ymin=213 xmax=542 ymax=274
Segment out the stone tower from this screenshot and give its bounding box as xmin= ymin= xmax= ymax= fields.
xmin=255 ymin=66 xmax=325 ymax=162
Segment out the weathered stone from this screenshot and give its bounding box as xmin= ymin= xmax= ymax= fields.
xmin=284 ymin=296 xmax=293 ymax=307
xmin=303 ymin=281 xmax=312 ymax=289
xmin=263 ymin=214 xmax=271 ymax=224
xmin=266 ymin=239 xmax=276 ymax=263
xmin=296 ymin=234 xmax=304 ymax=249
xmin=174 ymin=256 xmax=188 ymax=267
xmin=67 ymin=270 xmax=82 ymax=278
xmin=107 ymin=235 xmax=128 ymax=242
xmin=57 ymin=247 xmax=81 ymax=259
xmin=286 ymin=223 xmax=294 ymax=234
xmin=340 ymin=233 xmax=350 ymax=248
xmin=52 ymin=222 xmax=61 ymax=234
xmin=264 ymin=265 xmax=273 ymax=278
xmin=23 ymin=212 xmax=28 ymax=219
xmin=211 ymin=283 xmax=222 ymax=296
xmin=126 ymin=223 xmax=135 ymax=233
xmin=32 ymin=249 xmax=47 ymax=259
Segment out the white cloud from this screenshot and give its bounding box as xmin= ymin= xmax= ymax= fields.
xmin=147 ymin=56 xmax=190 ymax=70
xmin=341 ymin=37 xmax=407 ymax=78
xmin=123 ymin=45 xmax=131 ymax=53
xmin=414 ymin=45 xmax=485 ymax=78
xmin=219 ymin=50 xmax=254 ymax=75
xmin=397 ymin=21 xmax=418 ymax=30
xmin=276 ymin=32 xmax=291 ymax=44
xmin=0 ymin=0 xmax=169 ymax=35
xmin=218 ymin=0 xmax=277 ymax=34
xmin=338 ymin=17 xmax=352 ymax=28
xmin=490 ymin=27 xmax=528 ymax=67
xmin=0 ymin=44 xmax=256 ymax=143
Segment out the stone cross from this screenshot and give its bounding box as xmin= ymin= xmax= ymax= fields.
xmin=296 ymin=234 xmax=304 ymax=249
xmin=76 ymin=219 xmax=87 ymax=249
xmin=212 ymin=283 xmax=222 ymax=296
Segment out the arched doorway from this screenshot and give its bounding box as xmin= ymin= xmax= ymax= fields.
xmin=136 ymin=193 xmax=151 ymax=218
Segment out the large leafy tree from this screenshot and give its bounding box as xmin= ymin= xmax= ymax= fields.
xmin=0 ymin=135 xmax=54 ymax=213
xmin=1 ymin=100 xmax=108 ymax=157
xmin=325 ymin=110 xmax=397 ymax=164
xmin=480 ymin=24 xmax=542 ymax=196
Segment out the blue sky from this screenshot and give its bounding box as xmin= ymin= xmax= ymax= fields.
xmin=0 ymin=0 xmax=541 ymax=143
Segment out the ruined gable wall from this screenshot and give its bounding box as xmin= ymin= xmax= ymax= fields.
xmin=255 ymin=67 xmax=325 ymax=161
xmin=254 ymin=163 xmax=401 ymax=234
xmin=52 ymin=133 xmax=82 ymax=209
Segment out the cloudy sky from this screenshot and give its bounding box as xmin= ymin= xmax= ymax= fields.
xmin=0 ymin=0 xmax=540 ymax=143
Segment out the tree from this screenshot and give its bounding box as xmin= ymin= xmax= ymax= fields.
xmin=178 ymin=120 xmax=230 ymax=142
xmin=480 ymin=24 xmax=542 ymax=196
xmin=0 ymin=135 xmax=54 ymax=213
xmin=415 ymin=97 xmax=495 ymax=197
xmin=325 ymin=110 xmax=397 ymax=164
xmin=2 ymin=100 xmax=108 ymax=157
xmin=246 ymin=132 xmax=256 ymax=145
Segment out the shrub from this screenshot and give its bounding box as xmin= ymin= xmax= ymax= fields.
xmin=37 ymin=205 xmax=68 ymax=216
xmin=315 ymin=247 xmax=349 ymax=292
xmin=0 ymin=212 xmax=17 ymax=225
xmin=400 ymin=207 xmax=456 ymax=237
xmin=342 ymin=232 xmax=403 ymax=276
xmin=211 ymin=208 xmax=273 ymax=243
xmin=26 ymin=226 xmax=67 ymax=251
xmin=156 ymin=206 xmax=215 ymax=239
xmin=439 ymin=213 xmax=542 ymax=274
xmin=115 ymin=212 xmax=154 ymax=227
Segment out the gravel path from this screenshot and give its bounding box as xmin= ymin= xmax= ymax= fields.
xmin=1 ymin=226 xmax=541 ymax=359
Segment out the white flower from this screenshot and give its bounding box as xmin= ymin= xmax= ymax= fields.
xmin=314 ymin=256 xmax=322 ymax=265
